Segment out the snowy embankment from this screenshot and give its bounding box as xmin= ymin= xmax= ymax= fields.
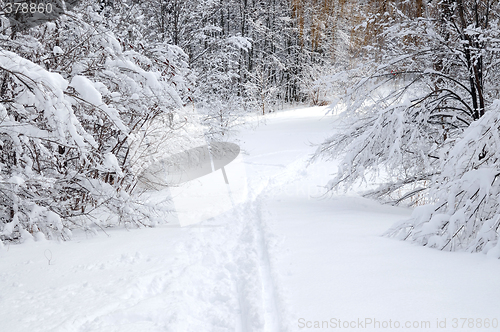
xmin=1 ymin=107 xmax=500 ymax=332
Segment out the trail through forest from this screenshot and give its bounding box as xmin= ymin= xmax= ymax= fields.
xmin=1 ymin=107 xmax=500 ymax=332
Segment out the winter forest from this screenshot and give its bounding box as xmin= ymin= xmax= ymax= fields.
xmin=1 ymin=0 xmax=500 ymax=330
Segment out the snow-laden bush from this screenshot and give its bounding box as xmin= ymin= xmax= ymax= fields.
xmin=314 ymin=0 xmax=500 ymax=254
xmin=0 ymin=10 xmax=192 ymax=242
xmin=313 ymin=74 xmax=448 ymax=204
xmin=386 ymin=100 xmax=500 ymax=256
xmin=0 ymin=49 xmax=88 ymax=241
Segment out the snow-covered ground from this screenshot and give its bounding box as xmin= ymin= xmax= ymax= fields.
xmin=1 ymin=106 xmax=500 ymax=332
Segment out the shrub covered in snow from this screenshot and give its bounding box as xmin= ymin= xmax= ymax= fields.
xmin=0 ymin=7 xmax=193 ymax=242
xmin=314 ymin=0 xmax=500 ymax=255
xmin=385 ymin=101 xmax=500 ymax=256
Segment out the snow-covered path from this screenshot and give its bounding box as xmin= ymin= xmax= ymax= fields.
xmin=1 ymin=107 xmax=500 ymax=332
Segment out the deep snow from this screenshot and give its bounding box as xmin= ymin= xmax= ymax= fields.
xmin=1 ymin=106 xmax=500 ymax=332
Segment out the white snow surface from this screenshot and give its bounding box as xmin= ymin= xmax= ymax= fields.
xmin=1 ymin=106 xmax=500 ymax=332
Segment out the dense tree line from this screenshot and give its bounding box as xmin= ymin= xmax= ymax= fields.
xmin=142 ymin=0 xmax=357 ymax=131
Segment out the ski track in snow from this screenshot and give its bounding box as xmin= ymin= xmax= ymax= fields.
xmin=231 ymin=158 xmax=303 ymax=332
